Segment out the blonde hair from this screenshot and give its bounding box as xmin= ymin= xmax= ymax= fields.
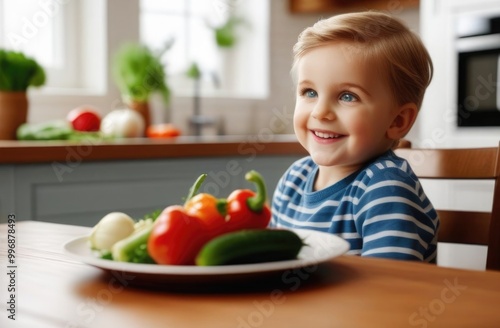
xmin=292 ymin=11 xmax=433 ymax=110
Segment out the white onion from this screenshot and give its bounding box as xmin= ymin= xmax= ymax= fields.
xmin=100 ymin=108 xmax=145 ymax=138
xmin=89 ymin=212 xmax=136 ymax=250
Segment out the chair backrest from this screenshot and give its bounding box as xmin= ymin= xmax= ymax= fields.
xmin=394 ymin=143 xmax=500 ymax=270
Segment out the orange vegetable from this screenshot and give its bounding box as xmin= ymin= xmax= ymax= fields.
xmin=146 ymin=123 xmax=180 ymax=138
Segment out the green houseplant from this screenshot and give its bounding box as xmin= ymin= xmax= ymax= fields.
xmin=112 ymin=43 xmax=170 ymax=128
xmin=0 ymin=49 xmax=46 ymax=140
xmin=213 ymin=16 xmax=246 ymax=48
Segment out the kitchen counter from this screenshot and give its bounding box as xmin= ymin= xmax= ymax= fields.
xmin=0 ymin=134 xmax=307 ymax=164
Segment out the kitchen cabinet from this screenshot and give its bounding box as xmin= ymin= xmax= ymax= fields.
xmin=0 ymin=136 xmax=307 ymax=227
xmin=289 ymin=0 xmax=419 ymax=13
xmin=0 ymin=156 xmax=300 ymax=227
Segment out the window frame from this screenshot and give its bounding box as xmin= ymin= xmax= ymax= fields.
xmin=139 ymin=0 xmax=270 ymax=100
xmin=0 ymin=0 xmax=120 ymax=122
xmin=0 ymin=0 xmax=81 ymax=89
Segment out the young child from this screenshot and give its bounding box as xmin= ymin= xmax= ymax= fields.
xmin=271 ymin=11 xmax=439 ymax=262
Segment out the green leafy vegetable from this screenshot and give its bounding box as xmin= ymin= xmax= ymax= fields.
xmin=137 ymin=208 xmax=162 ymax=222
xmin=0 ymin=49 xmax=46 ymax=91
xmin=16 ymin=120 xmax=73 ymax=140
xmin=99 ymin=250 xmax=113 ymax=260
xmin=16 ymin=120 xmax=108 ymax=141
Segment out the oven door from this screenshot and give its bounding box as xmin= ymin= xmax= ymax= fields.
xmin=457 ymin=34 xmax=500 ymax=127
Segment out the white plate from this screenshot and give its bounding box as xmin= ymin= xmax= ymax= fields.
xmin=63 ymin=229 xmax=349 ymax=285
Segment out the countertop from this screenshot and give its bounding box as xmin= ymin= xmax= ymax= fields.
xmin=0 ymin=135 xmax=307 ymax=164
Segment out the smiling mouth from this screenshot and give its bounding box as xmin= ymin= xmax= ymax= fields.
xmin=313 ymin=131 xmax=344 ymax=139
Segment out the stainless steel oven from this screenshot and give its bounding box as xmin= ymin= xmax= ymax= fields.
xmin=456 ymin=15 xmax=500 ymax=126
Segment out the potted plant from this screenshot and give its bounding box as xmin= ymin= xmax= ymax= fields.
xmin=0 ymin=49 xmax=46 ymax=140
xmin=112 ymin=43 xmax=170 ymax=128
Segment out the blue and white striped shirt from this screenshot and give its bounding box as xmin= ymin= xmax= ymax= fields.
xmin=271 ymin=150 xmax=439 ymax=262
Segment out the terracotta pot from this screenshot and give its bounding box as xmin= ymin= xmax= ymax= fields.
xmin=0 ymin=91 xmax=28 ymax=140
xmin=127 ymin=100 xmax=150 ymax=128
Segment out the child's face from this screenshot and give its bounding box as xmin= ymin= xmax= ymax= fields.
xmin=293 ymin=42 xmax=400 ymax=170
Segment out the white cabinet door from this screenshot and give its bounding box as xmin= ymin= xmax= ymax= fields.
xmin=0 ymin=156 xmax=301 ymax=226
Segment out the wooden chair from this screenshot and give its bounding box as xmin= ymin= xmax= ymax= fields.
xmin=394 ymin=143 xmax=500 ymax=270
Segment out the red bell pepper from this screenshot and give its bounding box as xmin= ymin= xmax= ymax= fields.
xmin=185 ymin=170 xmax=271 ymax=233
xmin=148 ymin=173 xmax=227 ymax=265
xmin=147 ymin=205 xmax=213 ymax=265
xmin=147 ymin=170 xmax=271 ymax=265
xmin=223 ymin=170 xmax=272 ymax=232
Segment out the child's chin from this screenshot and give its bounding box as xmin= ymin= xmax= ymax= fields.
xmin=310 ymin=153 xmax=339 ymax=167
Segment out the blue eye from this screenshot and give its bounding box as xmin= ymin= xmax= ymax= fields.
xmin=302 ymin=89 xmax=317 ymax=98
xmin=340 ymin=93 xmax=357 ymax=102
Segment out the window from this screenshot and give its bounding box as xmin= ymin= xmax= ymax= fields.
xmin=0 ymin=0 xmax=268 ymax=123
xmin=0 ymin=0 xmax=106 ymax=94
xmin=139 ymin=0 xmax=269 ymax=99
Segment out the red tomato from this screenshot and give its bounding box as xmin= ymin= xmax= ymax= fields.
xmin=146 ymin=123 xmax=181 ymax=138
xmin=67 ymin=106 xmax=101 ymax=132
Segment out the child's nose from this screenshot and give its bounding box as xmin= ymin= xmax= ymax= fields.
xmin=311 ymin=100 xmax=336 ymax=120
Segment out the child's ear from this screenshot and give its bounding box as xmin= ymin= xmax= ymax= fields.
xmin=386 ymin=103 xmax=418 ymax=140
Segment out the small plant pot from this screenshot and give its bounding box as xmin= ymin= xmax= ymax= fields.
xmin=0 ymin=91 xmax=28 ymax=140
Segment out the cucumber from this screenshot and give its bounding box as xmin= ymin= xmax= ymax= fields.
xmin=195 ymin=229 xmax=304 ymax=266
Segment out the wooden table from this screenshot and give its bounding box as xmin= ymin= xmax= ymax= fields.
xmin=2 ymin=221 xmax=500 ymax=328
